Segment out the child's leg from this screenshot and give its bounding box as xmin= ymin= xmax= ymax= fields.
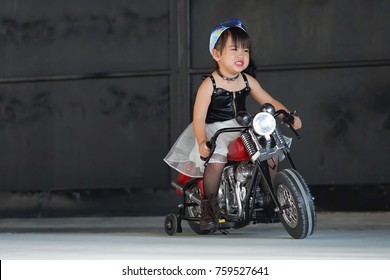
xmin=200 ymin=162 xmax=225 ymax=230
xmin=203 ymin=162 xmax=225 ymax=198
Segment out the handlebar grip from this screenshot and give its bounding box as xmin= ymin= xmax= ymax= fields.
xmin=200 ymin=141 xmax=213 ymax=161
xmin=283 ymin=113 xmax=301 ymax=139
xmin=200 ymin=139 xmax=217 ymax=165
xmin=284 ymin=113 xmax=295 ymax=125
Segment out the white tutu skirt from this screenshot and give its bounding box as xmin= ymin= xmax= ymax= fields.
xmin=163 ymin=119 xmax=242 ymax=178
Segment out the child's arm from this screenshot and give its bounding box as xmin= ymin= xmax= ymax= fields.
xmin=193 ymin=78 xmax=214 ymax=157
xmin=246 ymin=75 xmax=302 ymax=130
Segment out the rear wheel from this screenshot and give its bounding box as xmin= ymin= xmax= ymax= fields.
xmin=274 ymin=169 xmax=316 ymax=239
xmin=186 ymin=183 xmax=212 ymax=235
xmin=164 ymin=213 xmax=178 ymax=236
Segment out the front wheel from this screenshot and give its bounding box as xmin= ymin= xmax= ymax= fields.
xmin=274 ymin=169 xmax=316 ymax=239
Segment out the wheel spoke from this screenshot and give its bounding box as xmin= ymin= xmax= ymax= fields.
xmin=278 ymin=184 xmax=298 ymax=228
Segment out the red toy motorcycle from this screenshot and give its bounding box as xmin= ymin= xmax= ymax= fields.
xmin=164 ymin=103 xmax=316 ymax=239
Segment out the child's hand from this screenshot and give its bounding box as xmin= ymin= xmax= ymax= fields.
xmin=291 ymin=115 xmax=302 ymax=130
xmin=199 ymin=140 xmax=211 ymax=158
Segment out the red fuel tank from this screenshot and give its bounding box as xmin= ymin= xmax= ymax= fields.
xmin=227 ymin=138 xmax=250 ymax=161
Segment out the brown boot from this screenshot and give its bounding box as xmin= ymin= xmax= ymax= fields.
xmin=210 ymin=196 xmax=234 ymax=229
xmin=209 ymin=196 xmax=222 ymax=221
xmin=200 ymin=199 xmax=217 ymax=231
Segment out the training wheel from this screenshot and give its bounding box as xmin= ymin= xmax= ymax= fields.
xmin=164 ymin=213 xmax=178 ymax=236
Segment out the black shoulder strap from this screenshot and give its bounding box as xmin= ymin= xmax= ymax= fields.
xmin=241 ymin=73 xmax=250 ymax=89
xmin=209 ymin=74 xmax=217 ymax=93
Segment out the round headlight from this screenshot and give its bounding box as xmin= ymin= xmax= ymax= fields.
xmin=252 ymin=112 xmax=276 ymax=136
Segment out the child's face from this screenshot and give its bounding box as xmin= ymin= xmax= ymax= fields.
xmin=215 ymin=35 xmax=250 ymax=73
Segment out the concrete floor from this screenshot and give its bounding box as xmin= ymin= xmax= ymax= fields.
xmin=0 ymin=212 xmax=389 ymax=260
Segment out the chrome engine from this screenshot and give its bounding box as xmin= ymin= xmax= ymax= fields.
xmin=218 ymin=162 xmax=264 ymax=220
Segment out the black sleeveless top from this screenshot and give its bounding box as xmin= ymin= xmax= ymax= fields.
xmin=205 ymin=73 xmax=250 ymax=124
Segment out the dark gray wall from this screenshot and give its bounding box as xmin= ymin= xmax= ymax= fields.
xmin=189 ymin=0 xmax=390 ymax=185
xmin=0 ymin=0 xmax=171 ymax=191
xmin=0 ymin=0 xmax=389 ymax=195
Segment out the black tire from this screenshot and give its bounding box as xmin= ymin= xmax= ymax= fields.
xmin=185 ymin=183 xmax=212 ymax=235
xmin=274 ymin=169 xmax=316 ymax=239
xmin=164 ymin=213 xmax=178 ymax=236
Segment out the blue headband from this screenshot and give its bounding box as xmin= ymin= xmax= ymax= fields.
xmin=209 ymin=19 xmax=247 ymax=55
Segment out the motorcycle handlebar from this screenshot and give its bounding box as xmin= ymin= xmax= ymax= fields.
xmin=200 ymin=127 xmax=246 ymax=165
xmin=199 ymin=141 xmax=212 ymax=162
xmin=200 ymin=110 xmax=301 ymax=164
xmin=275 ymin=109 xmax=301 ymax=139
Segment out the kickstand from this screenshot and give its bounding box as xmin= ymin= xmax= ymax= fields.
xmin=219 ymin=228 xmax=229 ymax=235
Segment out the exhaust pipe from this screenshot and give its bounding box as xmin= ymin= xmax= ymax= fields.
xmin=171 ymin=181 xmax=201 ymax=205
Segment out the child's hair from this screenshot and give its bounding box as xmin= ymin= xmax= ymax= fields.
xmin=212 ymin=27 xmax=257 ymax=77
xmin=213 ymin=27 xmax=250 ymax=53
